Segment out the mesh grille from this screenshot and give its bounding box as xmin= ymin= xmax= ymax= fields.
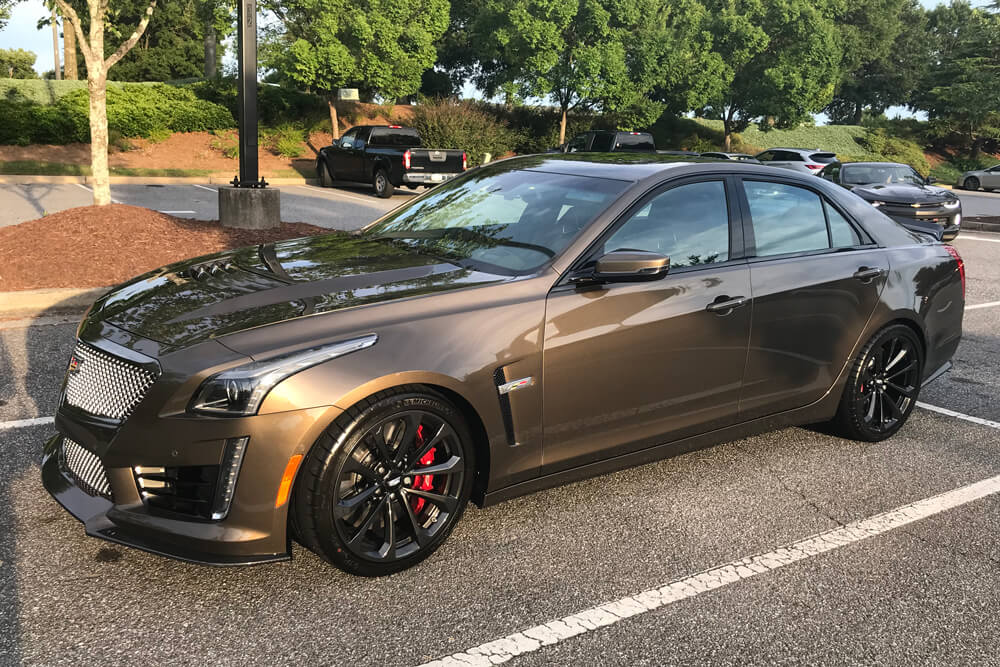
xmin=64 ymin=342 xmax=158 ymax=421
xmin=61 ymin=437 xmax=112 ymax=499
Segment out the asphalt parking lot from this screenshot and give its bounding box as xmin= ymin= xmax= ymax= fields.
xmin=0 ymin=182 xmax=414 ymax=229
xmin=1 ymin=234 xmax=999 ymax=665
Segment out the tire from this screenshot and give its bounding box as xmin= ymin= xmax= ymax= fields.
xmin=830 ymin=324 xmax=923 ymax=442
xmin=292 ymin=386 xmax=475 ymax=576
xmin=317 ymin=160 xmax=333 ymax=187
xmin=373 ymin=168 xmax=394 ymax=198
xmin=964 ymin=176 xmax=980 ymax=191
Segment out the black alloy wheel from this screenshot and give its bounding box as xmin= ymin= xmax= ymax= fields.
xmin=964 ymin=176 xmax=981 ymax=191
xmin=832 ymin=324 xmax=923 ymax=442
xmin=373 ymin=169 xmax=394 ymax=198
xmin=293 ymin=388 xmax=474 ymax=576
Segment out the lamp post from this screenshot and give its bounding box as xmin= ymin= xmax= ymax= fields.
xmin=218 ymin=0 xmax=280 ymax=229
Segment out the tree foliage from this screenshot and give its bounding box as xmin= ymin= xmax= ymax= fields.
xmin=0 ymin=48 xmax=39 ymax=79
xmin=262 ymin=0 xmax=449 ymax=100
xmin=700 ymin=0 xmax=842 ymax=149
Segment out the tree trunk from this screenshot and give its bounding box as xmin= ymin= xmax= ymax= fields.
xmin=559 ymin=107 xmax=568 ymax=145
xmin=88 ymin=71 xmax=112 ymax=206
xmin=852 ymin=102 xmax=863 ymax=126
xmin=723 ymin=119 xmax=732 ymax=152
xmin=203 ymin=23 xmax=216 ymax=78
xmin=51 ymin=11 xmax=62 ymax=79
xmin=63 ymin=21 xmax=78 ymax=80
xmin=328 ymin=99 xmax=340 ymax=139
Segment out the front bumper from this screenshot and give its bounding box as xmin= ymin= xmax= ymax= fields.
xmin=884 ymin=204 xmax=962 ymax=238
xmin=42 ymin=336 xmax=343 ymax=567
xmin=403 ymin=172 xmax=460 ymax=185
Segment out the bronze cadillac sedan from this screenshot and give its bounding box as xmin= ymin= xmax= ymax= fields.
xmin=42 ymin=155 xmax=965 ymax=576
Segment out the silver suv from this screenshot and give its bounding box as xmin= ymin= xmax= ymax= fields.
xmin=756 ymin=148 xmax=838 ymax=175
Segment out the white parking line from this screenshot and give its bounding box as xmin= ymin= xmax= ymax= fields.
xmin=967 ymin=299 xmax=1000 ymax=311
xmin=419 ymin=469 xmax=1000 ymax=667
xmin=74 ymin=182 xmax=121 ymax=204
xmin=0 ymin=416 xmax=54 ymax=431
xmin=193 ymin=184 xmax=216 ymax=192
xmin=958 ymin=234 xmax=1000 ymax=243
xmin=917 ymin=402 xmax=1000 ymax=429
xmin=297 ymin=184 xmax=389 ymax=205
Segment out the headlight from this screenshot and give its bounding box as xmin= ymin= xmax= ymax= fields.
xmin=190 ymin=334 xmax=378 ymax=416
xmin=870 ymin=201 xmax=886 ymax=208
xmin=943 ymin=199 xmax=960 ymax=209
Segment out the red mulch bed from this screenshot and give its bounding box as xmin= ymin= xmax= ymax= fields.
xmin=0 ymin=204 xmax=330 ymax=291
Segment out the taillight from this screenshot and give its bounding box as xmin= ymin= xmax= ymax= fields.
xmin=403 ymin=149 xmax=411 ymax=170
xmin=805 ymin=164 xmax=823 ymax=170
xmin=945 ymin=245 xmax=965 ymax=297
xmin=462 ymin=151 xmax=467 ymax=171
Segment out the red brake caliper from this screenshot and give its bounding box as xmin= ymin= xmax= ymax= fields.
xmin=409 ymin=424 xmax=436 ymax=514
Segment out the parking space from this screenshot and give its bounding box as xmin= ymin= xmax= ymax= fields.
xmin=0 ymin=232 xmax=998 ymax=665
xmin=0 ymin=182 xmax=413 ymax=229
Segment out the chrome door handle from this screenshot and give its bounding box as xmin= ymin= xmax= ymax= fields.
xmin=706 ymin=296 xmax=747 ymax=314
xmin=853 ymin=267 xmax=885 ymax=283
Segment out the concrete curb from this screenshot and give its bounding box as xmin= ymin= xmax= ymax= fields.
xmin=963 ymin=219 xmax=1000 ymax=234
xmin=0 ymin=286 xmax=108 ymax=319
xmin=0 ymin=175 xmax=319 ymax=186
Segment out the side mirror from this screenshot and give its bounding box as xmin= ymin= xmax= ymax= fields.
xmin=331 ymin=138 xmax=341 ymax=147
xmin=925 ymin=176 xmax=937 ymax=184
xmin=590 ymin=250 xmax=670 ymax=282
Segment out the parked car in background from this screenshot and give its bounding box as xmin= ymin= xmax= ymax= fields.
xmin=657 ymin=150 xmax=701 ymax=157
xmin=317 ymin=125 xmax=467 ymax=198
xmin=956 ymin=163 xmax=1000 ymax=191
xmin=820 ymin=161 xmax=961 ymax=240
xmin=756 ymin=148 xmax=838 ymax=175
xmin=700 ymin=152 xmax=760 ymax=163
xmin=43 ymin=155 xmax=964 ymax=576
xmin=556 ymin=130 xmax=657 ymax=153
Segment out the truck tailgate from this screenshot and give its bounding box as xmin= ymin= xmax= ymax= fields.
xmin=409 ymin=149 xmax=465 ymax=175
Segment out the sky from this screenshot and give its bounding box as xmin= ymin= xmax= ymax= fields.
xmin=0 ymin=0 xmax=976 ymax=123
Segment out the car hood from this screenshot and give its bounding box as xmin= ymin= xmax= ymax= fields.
xmin=850 ymin=183 xmax=957 ymax=205
xmin=86 ymin=233 xmax=507 ymax=350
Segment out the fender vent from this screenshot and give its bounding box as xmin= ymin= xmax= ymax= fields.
xmin=493 ymin=367 xmax=517 ymax=447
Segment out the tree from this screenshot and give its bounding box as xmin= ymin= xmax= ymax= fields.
xmin=262 ymin=0 xmax=449 ymax=138
xmin=915 ymin=2 xmax=1000 ymax=156
xmin=0 ymin=48 xmax=39 ymax=78
xmin=701 ymin=0 xmax=842 ymax=150
xmin=55 ymin=0 xmax=158 ymax=205
xmin=825 ymin=0 xmax=927 ymax=124
xmin=0 ymin=0 xmax=17 ymax=31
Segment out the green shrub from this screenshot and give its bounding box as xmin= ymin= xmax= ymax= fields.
xmin=410 ymin=99 xmax=524 ymax=166
xmin=210 ymin=129 xmax=239 ymax=158
xmin=146 ymin=127 xmax=172 ymax=143
xmin=266 ymin=123 xmax=306 ymax=158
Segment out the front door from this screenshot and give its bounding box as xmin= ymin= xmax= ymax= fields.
xmin=541 ymin=178 xmax=752 ymax=473
xmin=736 ymin=178 xmax=890 ymax=419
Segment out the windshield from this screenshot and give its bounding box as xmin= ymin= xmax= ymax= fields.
xmin=842 ymin=164 xmax=924 ymax=186
xmin=363 ymin=164 xmax=630 ymax=274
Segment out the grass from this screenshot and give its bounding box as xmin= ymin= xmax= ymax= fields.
xmin=0 ymin=161 xmax=212 ymax=177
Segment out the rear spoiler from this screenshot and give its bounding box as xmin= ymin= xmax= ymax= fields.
xmin=899 ymin=219 xmax=944 ymax=241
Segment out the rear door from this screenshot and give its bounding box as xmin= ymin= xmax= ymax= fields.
xmin=541 ymin=177 xmax=752 ymax=472
xmin=983 ymin=165 xmax=1000 ymax=188
xmin=736 ymin=177 xmax=890 ymax=419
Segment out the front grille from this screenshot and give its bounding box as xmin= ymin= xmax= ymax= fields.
xmin=61 ymin=437 xmax=112 ymax=499
xmin=63 ymin=342 xmax=159 ymax=421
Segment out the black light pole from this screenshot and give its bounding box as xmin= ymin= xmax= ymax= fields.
xmin=235 ymin=0 xmax=261 ymax=187
xmin=219 ymin=0 xmax=279 ymax=228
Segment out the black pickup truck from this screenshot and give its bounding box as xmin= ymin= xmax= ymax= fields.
xmin=316 ymin=125 xmax=467 ymax=198
xmin=555 ymin=130 xmax=657 ymax=153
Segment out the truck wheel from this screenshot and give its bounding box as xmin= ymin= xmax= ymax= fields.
xmin=317 ymin=160 xmax=334 ymax=187
xmin=373 ymin=169 xmax=394 ymax=198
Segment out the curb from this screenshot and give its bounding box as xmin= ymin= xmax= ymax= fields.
xmin=0 ymin=175 xmax=319 ymax=186
xmin=962 ymin=219 xmax=1000 ymax=234
xmin=0 ymin=286 xmax=108 ymax=319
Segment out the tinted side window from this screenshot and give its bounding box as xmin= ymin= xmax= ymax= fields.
xmin=743 ymin=181 xmax=829 ymax=256
xmin=615 ymin=133 xmax=655 ymax=150
xmin=757 ymin=151 xmax=776 ymax=162
xmin=826 ymin=202 xmax=861 ymax=248
xmin=566 ymin=134 xmax=590 ymax=152
xmin=821 ymin=164 xmax=841 ymax=182
xmin=603 ymin=181 xmax=730 ymax=269
xmin=591 ymin=133 xmax=615 ymax=152
xmin=780 ymin=151 xmax=804 ymax=162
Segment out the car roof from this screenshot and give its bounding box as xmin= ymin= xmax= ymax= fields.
xmin=494 ymin=153 xmax=818 ymax=182
xmin=766 ymin=147 xmax=825 ymax=152
xmin=837 ymin=161 xmax=909 ymax=168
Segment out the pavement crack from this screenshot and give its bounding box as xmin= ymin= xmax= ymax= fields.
xmin=765 ymin=464 xmax=846 ymax=528
xmin=902 ymin=526 xmax=1000 ymax=567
